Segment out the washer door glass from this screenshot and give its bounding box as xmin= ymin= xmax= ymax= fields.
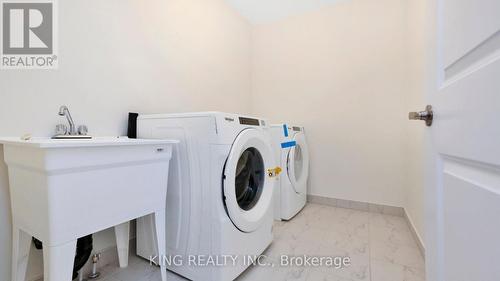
xmin=235 ymin=147 xmax=264 ymax=211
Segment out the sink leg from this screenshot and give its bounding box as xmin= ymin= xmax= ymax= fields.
xmin=114 ymin=222 xmax=130 ymax=268
xmin=43 ymin=240 xmax=77 ymax=281
xmin=11 ymin=226 xmax=31 ymax=281
xmin=154 ymin=210 xmax=167 ymax=281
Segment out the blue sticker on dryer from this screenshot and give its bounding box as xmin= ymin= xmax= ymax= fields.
xmin=281 ymin=141 xmax=296 ymax=148
xmin=283 ymin=124 xmax=289 ymax=137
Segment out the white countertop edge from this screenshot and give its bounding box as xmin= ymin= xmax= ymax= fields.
xmin=0 ymin=137 xmax=179 ymax=148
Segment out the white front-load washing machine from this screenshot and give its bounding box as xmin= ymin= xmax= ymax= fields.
xmin=270 ymin=124 xmax=310 ymax=221
xmin=136 ymin=112 xmax=276 ymax=281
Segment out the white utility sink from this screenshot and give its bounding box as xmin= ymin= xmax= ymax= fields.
xmin=0 ymin=137 xmax=178 ymax=281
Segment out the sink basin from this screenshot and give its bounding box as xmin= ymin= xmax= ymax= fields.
xmin=0 ymin=136 xmax=179 ymax=240
xmin=1 ymin=136 xmax=178 ymax=281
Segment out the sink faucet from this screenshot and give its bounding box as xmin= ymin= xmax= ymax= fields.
xmin=58 ymin=105 xmax=77 ymax=135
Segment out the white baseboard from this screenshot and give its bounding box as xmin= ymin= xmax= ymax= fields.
xmin=307 ymin=194 xmax=404 ymax=216
xmin=404 ymin=209 xmax=425 ymax=258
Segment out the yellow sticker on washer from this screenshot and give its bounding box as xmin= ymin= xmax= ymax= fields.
xmin=267 ymin=167 xmax=282 ymax=178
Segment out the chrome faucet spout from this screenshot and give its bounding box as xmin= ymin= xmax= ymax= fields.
xmin=58 ymin=105 xmax=77 ymax=135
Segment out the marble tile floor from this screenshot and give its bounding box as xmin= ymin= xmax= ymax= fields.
xmin=39 ymin=203 xmax=425 ymax=281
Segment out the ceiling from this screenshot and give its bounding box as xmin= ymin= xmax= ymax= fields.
xmin=225 ymin=0 xmax=346 ymax=24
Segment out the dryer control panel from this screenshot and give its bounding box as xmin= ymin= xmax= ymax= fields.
xmin=239 ymin=117 xmax=261 ymax=126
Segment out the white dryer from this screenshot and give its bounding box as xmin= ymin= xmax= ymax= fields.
xmin=270 ymin=124 xmax=309 ymax=221
xmin=136 ymin=112 xmax=276 ymax=281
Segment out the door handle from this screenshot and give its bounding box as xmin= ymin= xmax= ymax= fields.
xmin=409 ymin=105 xmax=433 ymax=126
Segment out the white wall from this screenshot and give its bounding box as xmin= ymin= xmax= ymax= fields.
xmin=0 ymin=0 xmax=251 ymax=280
xmin=404 ymin=0 xmax=429 ymax=248
xmin=251 ymin=0 xmax=409 ymax=207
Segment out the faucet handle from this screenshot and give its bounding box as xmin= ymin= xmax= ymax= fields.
xmin=78 ymin=125 xmax=88 ymax=136
xmin=55 ymin=124 xmax=68 ymax=135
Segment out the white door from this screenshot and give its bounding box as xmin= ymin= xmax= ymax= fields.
xmin=422 ymin=0 xmax=500 ymax=280
xmin=223 ymin=128 xmax=275 ymax=233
